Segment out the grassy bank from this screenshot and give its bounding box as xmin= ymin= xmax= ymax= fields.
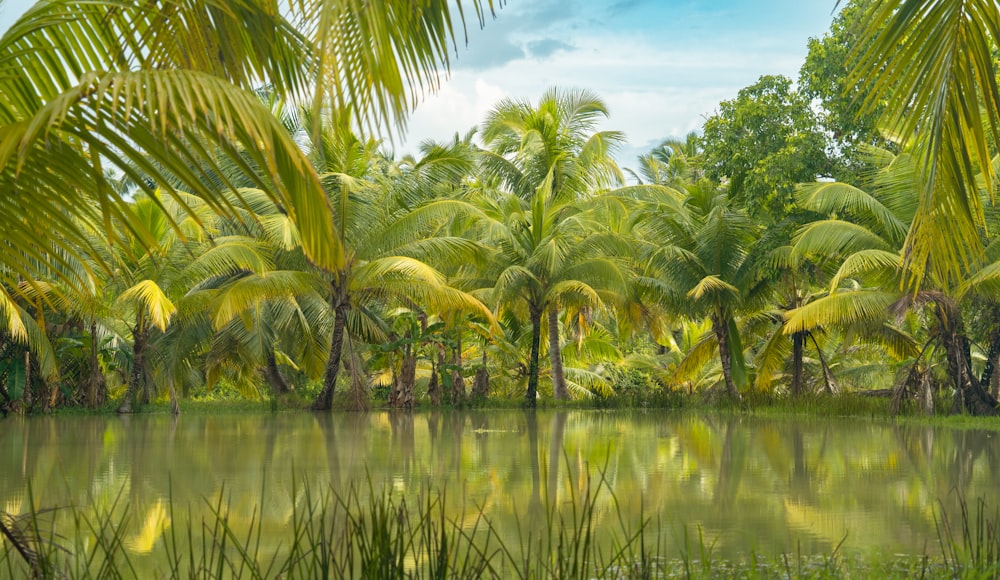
xmin=37 ymin=387 xmax=1000 ymax=432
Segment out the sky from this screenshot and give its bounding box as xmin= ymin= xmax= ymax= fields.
xmin=0 ymin=0 xmax=843 ymax=168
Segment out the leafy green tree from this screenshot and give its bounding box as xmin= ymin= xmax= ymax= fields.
xmin=799 ymin=0 xmax=890 ymax=181
xmin=701 ymin=75 xmax=830 ymax=221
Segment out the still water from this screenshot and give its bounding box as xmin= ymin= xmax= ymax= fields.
xmin=1 ymin=410 xmax=998 ymax=563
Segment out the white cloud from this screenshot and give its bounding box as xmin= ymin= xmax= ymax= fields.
xmin=402 ymin=77 xmax=508 ymax=152
xmin=402 ymin=25 xmax=819 ymax=166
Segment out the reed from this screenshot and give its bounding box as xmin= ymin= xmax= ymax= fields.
xmin=2 ymin=472 xmax=999 ymax=578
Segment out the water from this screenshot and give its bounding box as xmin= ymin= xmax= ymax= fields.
xmin=1 ymin=410 xmax=997 ymax=564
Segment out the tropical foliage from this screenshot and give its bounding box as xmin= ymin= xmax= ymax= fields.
xmin=4 ymin=0 xmax=1000 ymax=417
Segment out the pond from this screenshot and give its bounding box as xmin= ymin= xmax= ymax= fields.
xmin=1 ymin=410 xmax=998 ymax=570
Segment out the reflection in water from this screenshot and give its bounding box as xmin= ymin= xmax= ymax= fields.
xmin=3 ymin=411 xmax=1000 ymax=562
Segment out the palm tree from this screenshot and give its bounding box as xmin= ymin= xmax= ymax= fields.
xmin=89 ymin=191 xmax=273 ymax=414
xmin=627 ymin=133 xmax=704 ymax=188
xmin=785 ymin=149 xmax=1000 ymax=412
xmin=0 ymin=0 xmax=501 ymax=345
xmin=477 ymin=87 xmax=627 ymax=405
xmin=204 ymin=114 xmax=490 ymax=411
xmin=633 ymin=182 xmax=766 ymax=400
xmin=848 ymin=0 xmax=1000 ymax=286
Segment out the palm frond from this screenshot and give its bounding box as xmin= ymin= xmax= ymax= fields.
xmin=784 ymin=290 xmax=896 ymax=334
xmin=119 ymin=279 xmax=176 ymax=331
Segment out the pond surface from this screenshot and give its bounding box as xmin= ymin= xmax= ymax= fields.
xmin=1 ymin=410 xmax=999 ymax=565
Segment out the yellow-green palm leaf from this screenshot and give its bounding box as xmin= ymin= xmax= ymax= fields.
xmin=119 ymin=279 xmax=177 ymax=331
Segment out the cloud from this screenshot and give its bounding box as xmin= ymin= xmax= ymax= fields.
xmin=404 ymin=1 xmax=841 ymax=167
xmin=402 ymin=77 xmax=508 ymax=154
xmin=525 ymin=39 xmax=574 ymax=59
xmin=606 ymin=0 xmax=647 ymax=16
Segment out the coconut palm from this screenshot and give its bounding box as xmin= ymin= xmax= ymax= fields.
xmin=633 ymin=181 xmax=768 ymax=400
xmin=84 ymin=191 xmax=274 ymax=414
xmin=477 ymin=87 xmax=628 ymax=405
xmin=627 ymin=133 xmax=704 ymax=188
xmin=0 ymin=0 xmax=501 ymax=362
xmin=848 ymin=0 xmax=1000 ymax=286
xmin=784 ymin=149 xmax=1000 ymax=413
xmin=205 ymin=115 xmax=490 ymax=411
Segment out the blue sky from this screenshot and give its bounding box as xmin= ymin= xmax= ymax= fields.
xmin=405 ymin=0 xmax=843 ymax=165
xmin=0 ymin=0 xmax=843 ymax=167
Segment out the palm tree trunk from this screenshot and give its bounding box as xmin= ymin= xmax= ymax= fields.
xmin=22 ymin=351 xmax=32 ymax=411
xmin=168 ymin=383 xmax=180 ymax=416
xmin=428 ymin=359 xmax=440 ymax=406
xmin=791 ymin=331 xmax=805 ymax=396
xmin=712 ymin=314 xmax=740 ymax=400
xmin=437 ymin=344 xmax=450 ymax=403
xmin=264 ymin=350 xmax=292 ymax=396
xmin=118 ymin=323 xmax=148 ymax=414
xmin=472 ymin=348 xmax=489 ymax=399
xmin=398 ymin=345 xmax=416 ymax=410
xmin=931 ymin=302 xmax=998 ymax=415
xmin=450 ymin=328 xmax=465 ymax=405
xmin=980 ymin=327 xmax=1000 ymax=397
xmin=526 ymin=305 xmax=543 ymax=408
xmin=548 ymin=306 xmax=569 ymax=400
xmin=807 ymin=333 xmax=837 ymax=394
xmin=944 ymin=329 xmax=998 ymax=415
xmin=312 ymin=301 xmax=348 ymax=411
xmin=87 ymin=321 xmax=106 ymax=408
xmin=345 ymin=340 xmax=368 ymax=412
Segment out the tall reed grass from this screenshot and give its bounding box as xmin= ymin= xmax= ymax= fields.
xmin=2 ymin=471 xmax=998 ymax=578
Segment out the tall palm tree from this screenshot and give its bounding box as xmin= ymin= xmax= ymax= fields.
xmin=633 ymin=182 xmax=767 ymax=400
xmin=92 ymin=191 xmax=273 ymax=414
xmin=785 ymin=149 xmax=1000 ymax=412
xmin=477 ymin=87 xmax=627 ymax=404
xmin=206 ymin=115 xmax=490 ymax=411
xmin=0 ymin=0 xmax=501 ymax=350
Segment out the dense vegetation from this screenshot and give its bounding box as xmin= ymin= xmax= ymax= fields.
xmin=3 ymin=0 xmax=1000 ymax=417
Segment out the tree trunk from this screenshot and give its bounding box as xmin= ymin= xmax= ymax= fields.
xmin=549 ymin=306 xmax=569 ymax=400
xmin=944 ymin=328 xmax=999 ymax=415
xmin=427 ymin=360 xmax=440 ymax=406
xmin=525 ymin=305 xmax=543 ymax=408
xmin=791 ymin=331 xmax=805 ymax=396
xmin=809 ymin=334 xmax=838 ymax=394
xmin=712 ymin=314 xmax=741 ymax=401
xmin=264 ymin=350 xmax=292 ymax=396
xmin=87 ymin=322 xmax=106 ymax=408
xmin=397 ymin=348 xmax=416 ymax=410
xmin=118 ymin=324 xmax=148 ymax=414
xmin=918 ymin=371 xmax=934 ymax=416
xmin=168 ymin=383 xmax=180 ymax=416
xmin=472 ymin=348 xmax=489 ymax=399
xmin=344 ymin=343 xmax=368 ymax=412
xmin=45 ymin=375 xmax=59 ymax=412
xmin=980 ymin=327 xmax=1000 ymax=398
xmin=22 ymin=351 xmax=32 ymax=412
xmin=311 ymin=300 xmax=348 ymax=411
xmin=437 ymin=344 xmax=450 ymax=404
xmin=450 ymin=328 xmax=465 ymax=406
